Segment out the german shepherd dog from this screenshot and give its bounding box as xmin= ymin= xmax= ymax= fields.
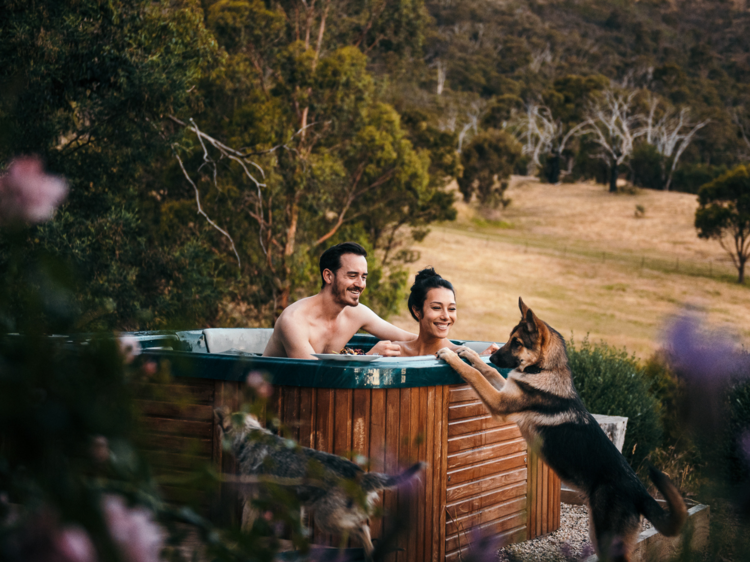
xmin=436 ymin=298 xmax=687 ymax=562
xmin=215 ymin=408 xmax=424 ymax=559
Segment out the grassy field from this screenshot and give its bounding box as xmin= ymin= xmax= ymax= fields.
xmin=389 ymin=178 xmax=750 ymax=358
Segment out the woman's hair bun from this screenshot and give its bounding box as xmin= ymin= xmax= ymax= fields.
xmin=414 ymin=267 xmax=441 ymax=284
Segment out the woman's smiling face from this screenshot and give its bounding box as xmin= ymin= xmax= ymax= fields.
xmin=415 ymin=287 xmax=456 ymax=339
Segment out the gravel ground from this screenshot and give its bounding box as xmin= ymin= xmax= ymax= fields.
xmin=497 ymin=504 xmax=653 ymax=561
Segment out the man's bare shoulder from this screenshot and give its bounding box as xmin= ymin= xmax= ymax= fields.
xmin=275 ymin=296 xmax=316 ymax=325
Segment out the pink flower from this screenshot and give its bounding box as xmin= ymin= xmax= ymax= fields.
xmin=102 ymin=495 xmax=164 ymax=562
xmin=53 ymin=526 xmax=97 ymax=562
xmin=117 ymin=336 xmax=142 ymax=364
xmin=0 ymin=156 xmax=68 ymax=225
xmin=246 ymin=371 xmax=273 ymax=398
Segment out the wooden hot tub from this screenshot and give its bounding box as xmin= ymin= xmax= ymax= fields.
xmin=135 ymin=329 xmax=561 ymax=562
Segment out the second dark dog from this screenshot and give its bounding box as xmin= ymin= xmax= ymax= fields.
xmin=215 ymin=408 xmax=424 ymax=558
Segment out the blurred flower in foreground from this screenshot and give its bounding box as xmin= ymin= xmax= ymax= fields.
xmin=53 ymin=526 xmax=97 ymax=562
xmin=462 ymin=527 xmax=503 ymax=562
xmin=0 ymin=156 xmax=68 ymax=225
xmin=102 ymin=495 xmax=164 ymax=562
xmin=90 ymin=435 xmax=110 ymax=464
xmin=247 ymin=371 xmax=273 ymax=398
xmin=117 ymin=336 xmax=142 ymax=364
xmin=664 ymin=314 xmax=748 ymax=434
xmin=8 ymin=510 xmax=96 ymax=562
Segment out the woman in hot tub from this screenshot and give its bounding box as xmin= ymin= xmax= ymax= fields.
xmin=394 ymin=267 xmax=499 ymax=357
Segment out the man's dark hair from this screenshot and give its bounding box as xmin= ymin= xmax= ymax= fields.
xmin=320 ymin=242 xmax=368 ymax=288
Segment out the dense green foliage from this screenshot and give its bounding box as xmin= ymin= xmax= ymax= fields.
xmin=568 ymin=338 xmax=663 ymax=469
xmin=0 ymin=0 xmax=226 ymax=330
xmin=458 ymin=130 xmax=521 ymax=207
xmin=4 ymin=0 xmax=750 ymax=330
xmin=0 ymin=0 xmax=458 ymax=330
xmin=695 ymin=165 xmax=750 ymax=283
xmin=394 ymin=0 xmax=750 ymax=191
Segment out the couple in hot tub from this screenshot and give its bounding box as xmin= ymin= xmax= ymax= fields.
xmin=263 ymin=241 xmax=499 ymax=359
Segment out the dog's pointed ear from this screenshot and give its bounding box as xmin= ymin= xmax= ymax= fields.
xmin=519 ymin=298 xmax=538 ymax=334
xmin=214 ymin=406 xmax=232 ymax=432
xmin=518 ymin=297 xmax=529 ymax=317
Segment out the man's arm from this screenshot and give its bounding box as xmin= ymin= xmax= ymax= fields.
xmin=359 ymin=305 xmax=416 ymax=341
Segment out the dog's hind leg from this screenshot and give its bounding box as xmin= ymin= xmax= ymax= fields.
xmin=588 ymin=495 xmax=640 ymax=562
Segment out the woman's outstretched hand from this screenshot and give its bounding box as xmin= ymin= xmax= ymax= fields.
xmin=479 ymin=343 xmax=500 ymax=356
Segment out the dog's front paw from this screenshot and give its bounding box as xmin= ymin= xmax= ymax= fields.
xmin=436 ymin=347 xmax=460 ymax=366
xmin=455 ymin=346 xmax=483 ymax=365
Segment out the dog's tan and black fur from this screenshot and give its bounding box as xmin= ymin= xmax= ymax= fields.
xmin=215 ymin=408 xmax=424 ymax=558
xmin=437 ymin=298 xmax=687 ymax=562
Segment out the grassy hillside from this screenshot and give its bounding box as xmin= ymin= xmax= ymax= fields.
xmin=390 ymin=178 xmax=750 ymax=357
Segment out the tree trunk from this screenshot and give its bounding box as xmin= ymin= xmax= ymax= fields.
xmin=609 ymin=160 xmax=618 ymax=193
xmin=739 ymin=257 xmax=746 ymax=284
xmin=548 ymin=152 xmax=561 ymax=184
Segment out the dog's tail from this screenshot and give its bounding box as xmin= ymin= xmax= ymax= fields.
xmin=360 ymin=462 xmax=426 ymax=492
xmin=639 ymin=465 xmax=688 ymax=537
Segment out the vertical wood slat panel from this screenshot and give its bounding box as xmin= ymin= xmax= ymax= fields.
xmin=334 ymin=389 xmax=353 ymax=458
xmin=439 ymin=385 xmax=449 ymax=562
xmin=383 ymin=388 xmax=401 ymax=562
xmin=369 ymin=388 xmax=387 ymax=543
xmin=298 ymin=387 xmax=314 ymax=448
xmin=431 ymin=385 xmax=442 ymax=562
xmin=424 ymin=386 xmax=436 ymax=562
xmin=415 ymin=386 xmax=427 ymax=562
xmin=396 ymin=388 xmax=411 ymax=562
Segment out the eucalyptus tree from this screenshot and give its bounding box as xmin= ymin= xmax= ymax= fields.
xmin=168 ymin=0 xmax=452 ymax=317
xmin=584 ymin=89 xmax=646 ymax=193
xmin=642 ymin=97 xmax=710 ymax=191
xmin=695 ymin=165 xmax=750 ymax=284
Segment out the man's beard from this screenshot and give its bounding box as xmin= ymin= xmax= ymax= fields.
xmin=332 ymin=278 xmax=360 ymax=307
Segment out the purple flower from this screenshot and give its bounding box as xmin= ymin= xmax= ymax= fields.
xmin=664 ymin=314 xmax=748 ymax=434
xmin=462 ymin=526 xmax=502 ymax=562
xmin=102 ymin=495 xmax=164 ymax=562
xmin=0 ymin=156 xmax=68 ymax=225
xmin=665 ymin=314 xmax=742 ymax=387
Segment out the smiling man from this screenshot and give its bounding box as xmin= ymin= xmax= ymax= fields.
xmin=263 ymin=242 xmax=416 ymax=359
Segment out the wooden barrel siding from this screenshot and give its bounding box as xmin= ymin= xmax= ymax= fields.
xmin=136 ymin=378 xmax=560 ymax=560
xmin=273 ymin=383 xmax=560 ymax=562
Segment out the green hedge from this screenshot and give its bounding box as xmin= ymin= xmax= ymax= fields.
xmin=568 ymin=337 xmax=663 ymax=469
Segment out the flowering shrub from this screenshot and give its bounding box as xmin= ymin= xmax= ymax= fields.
xmin=0 ymin=157 xmax=68 ymax=226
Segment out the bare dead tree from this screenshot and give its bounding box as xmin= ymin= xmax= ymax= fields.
xmin=167 ymin=115 xmax=311 ymax=273
xmin=510 ymin=103 xmax=587 ymax=181
xmin=456 ymin=101 xmax=486 ymax=153
xmin=584 ymin=89 xmax=646 ymax=192
xmin=641 ymin=95 xmax=710 ymax=190
xmin=436 ymin=59 xmax=446 ymax=96
xmin=652 ymin=107 xmax=710 ymax=191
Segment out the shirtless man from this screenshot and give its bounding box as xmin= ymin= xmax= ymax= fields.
xmin=263 ymin=242 xmax=415 ymax=359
